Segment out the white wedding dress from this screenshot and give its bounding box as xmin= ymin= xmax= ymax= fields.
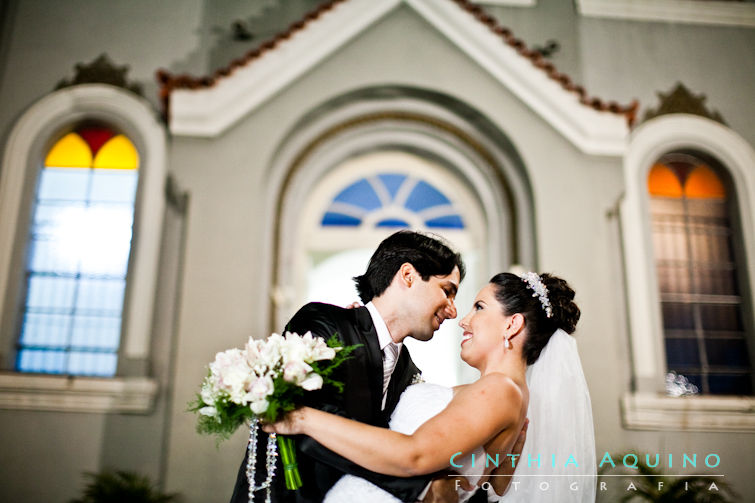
xmin=324 ymin=382 xmax=484 ymax=503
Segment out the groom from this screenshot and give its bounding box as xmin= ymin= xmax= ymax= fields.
xmin=230 ymin=230 xmax=466 ymax=502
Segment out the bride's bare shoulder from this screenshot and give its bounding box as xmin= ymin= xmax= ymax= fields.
xmin=448 ymin=375 xmax=524 ymax=430
xmin=456 ymin=373 xmax=523 ymax=404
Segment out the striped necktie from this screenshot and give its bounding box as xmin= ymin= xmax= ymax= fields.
xmin=382 ymin=342 xmax=399 ymax=407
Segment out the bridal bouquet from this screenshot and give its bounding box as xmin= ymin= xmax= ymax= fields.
xmin=189 ymin=331 xmax=356 ymax=500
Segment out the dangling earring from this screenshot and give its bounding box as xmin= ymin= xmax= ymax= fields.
xmin=503 ymin=337 xmax=512 ymax=351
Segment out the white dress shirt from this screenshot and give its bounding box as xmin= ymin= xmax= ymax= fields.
xmin=365 ymin=301 xmax=402 ymax=410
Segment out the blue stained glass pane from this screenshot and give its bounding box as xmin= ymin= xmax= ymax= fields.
xmin=33 ymin=201 xmax=86 ymax=238
xmin=704 ymin=338 xmax=750 ymax=367
xmin=708 ymin=374 xmax=751 ymax=395
xmin=26 ymin=275 xmax=77 ymax=310
xmin=37 ymin=168 xmax=89 ymax=201
xmin=665 ymin=339 xmax=700 ymax=367
xmin=70 ymin=315 xmax=121 ymax=350
xmin=68 ymin=351 xmax=117 ymax=376
xmin=28 ymin=237 xmax=77 ymax=274
xmin=19 ymin=313 xmax=71 ymax=348
xmin=75 ymin=278 xmax=126 ymax=313
xmin=322 ymin=212 xmax=361 ymax=226
xmin=377 ymin=174 xmax=406 ymax=200
xmin=17 ymin=349 xmax=67 ymax=374
xmin=334 ymin=179 xmax=382 ymax=211
xmin=404 ymin=181 xmax=451 ymax=212
xmin=89 ymin=170 xmax=138 ymax=203
xmin=376 ymin=219 xmax=409 ymax=228
xmin=425 ymin=215 xmax=465 ymax=229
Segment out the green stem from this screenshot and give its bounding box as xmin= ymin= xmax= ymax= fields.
xmin=277 ymin=435 xmax=302 ymax=490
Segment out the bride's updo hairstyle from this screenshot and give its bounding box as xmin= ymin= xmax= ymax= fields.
xmin=490 ymin=272 xmax=580 ymax=365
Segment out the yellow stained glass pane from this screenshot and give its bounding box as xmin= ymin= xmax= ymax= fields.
xmin=648 ymin=163 xmax=682 ymax=198
xmin=44 ymin=133 xmax=92 ymax=168
xmin=92 ymin=135 xmax=139 ymax=170
xmin=684 ymin=165 xmax=725 ymax=199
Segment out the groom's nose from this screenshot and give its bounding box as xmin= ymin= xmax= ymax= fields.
xmin=444 ymin=299 xmax=457 ymax=319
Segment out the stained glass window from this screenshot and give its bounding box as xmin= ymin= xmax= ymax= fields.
xmin=648 ymin=154 xmax=752 ymax=395
xmin=321 ymin=174 xmax=465 ymax=229
xmin=16 ymin=124 xmax=139 ymax=376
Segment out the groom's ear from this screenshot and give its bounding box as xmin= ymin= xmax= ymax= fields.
xmin=398 ymin=262 xmax=417 ymax=288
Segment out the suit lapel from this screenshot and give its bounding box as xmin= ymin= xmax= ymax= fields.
xmin=352 ymin=307 xmax=386 ymax=422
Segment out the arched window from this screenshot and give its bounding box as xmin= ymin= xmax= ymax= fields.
xmin=0 ymin=85 xmax=165 ymax=413
xmin=16 ymin=124 xmax=139 ymax=376
xmin=648 ymin=154 xmax=751 ymax=395
xmin=321 ymin=173 xmax=465 ymax=230
xmin=620 ymin=114 xmax=755 ymax=431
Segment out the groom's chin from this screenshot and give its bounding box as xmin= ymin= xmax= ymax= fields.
xmin=412 ymin=332 xmax=435 ymax=342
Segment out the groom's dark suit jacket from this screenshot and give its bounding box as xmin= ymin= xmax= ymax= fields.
xmin=229 ymin=302 xmax=432 ymax=503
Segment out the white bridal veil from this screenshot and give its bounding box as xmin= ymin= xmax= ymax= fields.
xmin=501 ymin=329 xmax=596 ymax=503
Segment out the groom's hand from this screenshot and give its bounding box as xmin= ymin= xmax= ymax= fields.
xmin=422 ymin=474 xmax=471 ymax=503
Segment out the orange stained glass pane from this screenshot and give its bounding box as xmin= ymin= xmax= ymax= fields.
xmin=684 ymin=165 xmax=726 ymax=199
xmin=44 ymin=133 xmax=92 ymax=168
xmin=92 ymin=135 xmax=139 ymax=170
xmin=648 ymin=163 xmax=683 ymax=198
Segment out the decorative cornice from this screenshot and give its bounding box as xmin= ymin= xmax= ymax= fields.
xmin=643 ymin=82 xmax=725 ymax=125
xmin=56 ymin=53 xmax=143 ymax=96
xmin=622 ymin=392 xmax=755 ymax=432
xmin=577 ymin=0 xmax=755 ymax=28
xmin=159 ymin=0 xmax=634 ymax=154
xmin=0 ymin=373 xmax=158 ymax=414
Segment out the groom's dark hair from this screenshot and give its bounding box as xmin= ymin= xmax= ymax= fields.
xmin=353 ymin=230 xmax=465 ymax=303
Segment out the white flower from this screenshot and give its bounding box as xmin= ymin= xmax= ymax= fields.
xmin=211 ymin=348 xmax=253 ymax=404
xmin=200 ymin=380 xmax=218 ymax=405
xmin=244 ymin=336 xmax=262 ymax=363
xmin=211 ymin=348 xmax=246 ymax=376
xmin=249 ymin=374 xmax=274 ymax=401
xmin=311 ymin=344 xmax=336 ymax=361
xmin=250 ymin=399 xmax=269 ymax=415
xmin=199 ymin=406 xmax=218 ymax=417
xmin=259 ymin=333 xmax=284 ymax=369
xmin=306 ymin=332 xmax=337 ymax=361
xmin=299 ymin=372 xmax=323 ymax=391
xmin=281 ymin=332 xmax=308 ymax=363
xmin=283 ymin=359 xmax=313 ymax=384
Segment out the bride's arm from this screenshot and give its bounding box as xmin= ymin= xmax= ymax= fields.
xmin=265 ymin=373 xmax=523 ymax=477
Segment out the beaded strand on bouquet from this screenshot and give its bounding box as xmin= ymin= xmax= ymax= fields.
xmin=245 ymin=419 xmax=277 ymax=503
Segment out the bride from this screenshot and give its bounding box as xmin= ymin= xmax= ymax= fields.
xmin=265 ymin=272 xmax=596 ymax=502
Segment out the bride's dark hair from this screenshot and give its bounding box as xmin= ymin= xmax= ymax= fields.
xmin=490 ymin=272 xmax=580 ymax=365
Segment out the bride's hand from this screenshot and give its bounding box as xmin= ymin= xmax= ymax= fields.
xmin=488 ymin=418 xmax=528 ymax=496
xmin=261 ymin=407 xmax=309 ymax=435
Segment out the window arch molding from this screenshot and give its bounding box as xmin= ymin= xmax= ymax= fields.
xmin=262 ymin=87 xmax=536 ymax=331
xmin=0 ymin=84 xmax=166 ymax=409
xmin=620 ymin=113 xmax=755 ymax=430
